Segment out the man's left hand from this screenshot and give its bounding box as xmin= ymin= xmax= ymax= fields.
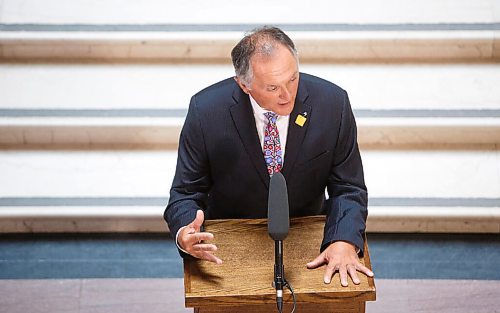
xmin=306 ymin=241 xmax=374 ymax=287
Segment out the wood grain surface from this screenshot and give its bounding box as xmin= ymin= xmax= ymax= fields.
xmin=184 ymin=216 xmax=376 ymax=309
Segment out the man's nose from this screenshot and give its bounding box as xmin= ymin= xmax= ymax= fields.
xmin=280 ymin=86 xmax=291 ymax=101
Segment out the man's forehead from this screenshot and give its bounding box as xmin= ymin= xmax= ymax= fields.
xmin=256 ymin=68 xmax=299 ymax=85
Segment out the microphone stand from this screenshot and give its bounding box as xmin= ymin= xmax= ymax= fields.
xmin=274 ymin=240 xmax=285 ymax=313
xmin=267 ymin=172 xmax=296 ymax=313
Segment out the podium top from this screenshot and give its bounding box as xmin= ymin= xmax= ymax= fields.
xmin=184 ymin=216 xmax=376 ymax=308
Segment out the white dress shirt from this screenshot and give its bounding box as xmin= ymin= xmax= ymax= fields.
xmin=176 ymin=94 xmax=291 ymax=253
xmin=249 ymin=95 xmax=290 ymax=161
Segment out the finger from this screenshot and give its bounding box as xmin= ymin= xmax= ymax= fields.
xmin=186 ymin=232 xmax=214 ymax=245
xmin=347 ymin=265 xmax=361 ymax=285
xmin=355 ymin=262 xmax=374 ymax=277
xmin=306 ymin=253 xmax=326 ymax=269
xmin=197 ymin=251 xmax=223 ymax=265
xmin=179 ymin=231 xmax=214 ymax=252
xmin=323 ymin=265 xmax=336 ymax=284
xmin=192 ymin=210 xmax=205 ymax=231
xmin=192 ymin=243 xmax=218 ymax=252
xmin=339 ymin=265 xmax=349 ymax=287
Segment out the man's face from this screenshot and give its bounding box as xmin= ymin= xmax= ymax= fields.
xmin=237 ymin=44 xmax=299 ymax=116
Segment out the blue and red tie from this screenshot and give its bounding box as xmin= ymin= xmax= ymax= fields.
xmin=263 ymin=112 xmax=283 ymax=175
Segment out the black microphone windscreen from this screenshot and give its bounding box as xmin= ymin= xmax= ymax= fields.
xmin=268 ymin=172 xmax=289 ymax=241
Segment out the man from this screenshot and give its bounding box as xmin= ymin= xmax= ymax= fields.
xmin=164 ymin=26 xmax=373 ymax=286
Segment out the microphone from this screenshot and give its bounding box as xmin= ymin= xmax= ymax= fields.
xmin=268 ymin=172 xmax=289 ymax=313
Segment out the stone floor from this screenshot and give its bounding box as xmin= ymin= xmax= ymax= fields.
xmin=1 ymin=233 xmax=499 ymax=312
xmin=1 ymin=278 xmax=499 ymax=313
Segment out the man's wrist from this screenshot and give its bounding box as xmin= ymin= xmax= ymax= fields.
xmin=329 ymin=240 xmax=360 ymax=254
xmin=175 ymin=226 xmax=189 ymax=254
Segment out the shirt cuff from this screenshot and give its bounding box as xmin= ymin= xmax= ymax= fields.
xmin=175 ymin=226 xmax=190 ymax=255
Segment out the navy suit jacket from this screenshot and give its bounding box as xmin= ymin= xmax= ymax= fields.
xmin=164 ymin=73 xmax=368 ymax=254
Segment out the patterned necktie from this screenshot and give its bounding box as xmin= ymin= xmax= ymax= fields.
xmin=263 ymin=112 xmax=282 ymax=175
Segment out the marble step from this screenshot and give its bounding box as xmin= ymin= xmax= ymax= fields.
xmin=1 ymin=63 xmax=499 ymax=147
xmin=2 ymin=0 xmax=496 ymax=24
xmin=1 ymin=203 xmax=498 ymax=233
xmin=0 ymin=149 xmax=498 ymax=232
xmin=1 ymin=0 xmax=498 ymax=62
xmin=1 ymin=149 xmax=498 ymax=199
xmin=2 ymin=29 xmax=498 ymax=61
xmin=1 ymin=115 xmax=499 ymax=147
xmin=2 ymin=63 xmax=499 ymax=111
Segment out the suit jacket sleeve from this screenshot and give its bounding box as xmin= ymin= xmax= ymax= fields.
xmin=321 ymin=91 xmax=368 ymax=255
xmin=164 ymin=95 xmax=211 ymax=239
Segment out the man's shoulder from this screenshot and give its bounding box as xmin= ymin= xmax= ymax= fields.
xmin=189 ymin=78 xmax=239 ymax=115
xmin=194 ymin=77 xmax=238 ymax=99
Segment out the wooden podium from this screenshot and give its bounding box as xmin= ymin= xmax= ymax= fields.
xmin=183 ymin=216 xmax=376 ymax=313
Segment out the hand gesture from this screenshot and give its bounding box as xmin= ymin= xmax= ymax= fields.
xmin=178 ymin=210 xmax=222 ymax=264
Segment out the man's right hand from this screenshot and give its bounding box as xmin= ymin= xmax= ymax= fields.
xmin=178 ymin=210 xmax=223 ymax=264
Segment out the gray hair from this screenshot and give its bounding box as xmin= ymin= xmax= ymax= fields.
xmin=231 ymin=26 xmax=298 ymax=87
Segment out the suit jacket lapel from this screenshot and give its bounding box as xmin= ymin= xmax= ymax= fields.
xmin=230 ymin=86 xmax=270 ymax=188
xmin=282 ymin=78 xmax=311 ymax=182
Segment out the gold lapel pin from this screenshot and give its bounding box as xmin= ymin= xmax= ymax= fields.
xmin=295 ymin=113 xmax=307 ymax=127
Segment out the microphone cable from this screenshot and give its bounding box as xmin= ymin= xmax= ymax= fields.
xmin=284 ymin=279 xmax=297 ymax=313
xmin=277 ymin=278 xmax=296 ymax=313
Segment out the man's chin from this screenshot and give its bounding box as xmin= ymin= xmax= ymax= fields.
xmin=275 ymin=103 xmax=294 ymax=116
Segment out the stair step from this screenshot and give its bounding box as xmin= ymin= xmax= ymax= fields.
xmin=0 ymin=116 xmax=184 ymax=147
xmin=363 ymin=149 xmax=500 ymax=198
xmin=1 ymin=148 xmax=498 ymax=233
xmin=2 ymin=62 xmax=498 ymax=146
xmin=0 ymin=150 xmax=177 ymax=197
xmin=1 ymin=0 xmax=496 ymax=24
xmin=2 ymin=63 xmax=499 ymax=111
xmin=0 ymin=204 xmax=498 ymax=233
xmin=2 ymin=30 xmax=498 ymax=61
xmin=1 ymin=116 xmax=500 ymax=147
xmin=0 ymin=149 xmax=498 ymax=199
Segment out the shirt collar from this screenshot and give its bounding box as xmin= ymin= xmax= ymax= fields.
xmin=249 ymin=94 xmax=269 ymax=116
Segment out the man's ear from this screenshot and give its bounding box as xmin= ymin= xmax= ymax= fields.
xmin=234 ymin=77 xmax=251 ymax=95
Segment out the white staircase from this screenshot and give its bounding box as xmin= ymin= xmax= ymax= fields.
xmin=1 ymin=0 xmax=499 ymax=233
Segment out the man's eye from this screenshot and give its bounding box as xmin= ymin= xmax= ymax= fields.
xmin=290 ymin=76 xmax=297 ymax=82
xmin=267 ymin=86 xmax=278 ymax=91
